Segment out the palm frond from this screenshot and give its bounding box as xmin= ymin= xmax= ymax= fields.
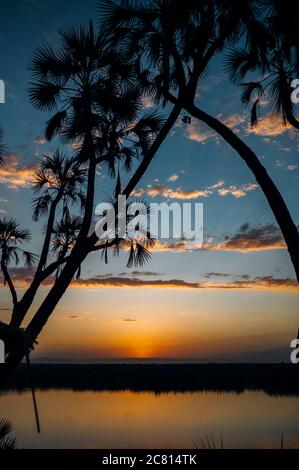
xmin=28 ymin=80 xmax=63 ymax=111
xmin=0 ymin=418 xmax=17 ymax=449
xmin=240 ymin=81 xmax=264 ymax=104
xmin=250 ymin=98 xmax=260 ymax=127
xmin=45 ymin=110 xmax=67 ymax=141
xmin=22 ymin=250 xmax=39 ymax=269
xmin=224 ymin=48 xmax=261 ymax=83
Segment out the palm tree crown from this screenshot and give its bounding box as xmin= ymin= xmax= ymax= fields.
xmin=225 ymin=0 xmax=299 ymax=128
xmin=32 ymin=150 xmax=87 ymax=221
xmin=0 ymin=217 xmax=37 ymax=273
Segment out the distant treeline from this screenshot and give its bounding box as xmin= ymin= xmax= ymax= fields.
xmin=4 ymin=363 xmax=299 ymax=396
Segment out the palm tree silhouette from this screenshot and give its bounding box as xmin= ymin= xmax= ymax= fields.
xmin=0 ymin=218 xmax=37 ymax=306
xmin=99 ymin=0 xmax=299 ymax=281
xmin=1 ymin=21 xmax=165 ymax=384
xmin=9 ymin=151 xmax=87 ymax=329
xmin=225 ymin=0 xmax=299 ymax=130
xmin=0 ymin=419 xmax=17 ymax=450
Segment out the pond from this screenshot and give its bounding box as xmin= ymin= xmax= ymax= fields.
xmin=1 ymin=389 xmax=298 ymax=448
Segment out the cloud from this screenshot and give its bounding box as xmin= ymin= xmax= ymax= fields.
xmin=167 ymin=174 xmax=179 ymax=182
xmin=219 ymin=113 xmax=246 ymax=129
xmin=133 ymin=181 xmax=257 ymax=200
xmin=186 ymin=110 xmax=296 ymax=145
xmin=0 ymin=154 xmax=35 ymax=188
xmin=122 ymin=318 xmax=137 ymax=322
xmin=1 ymin=270 xmax=297 ymax=293
xmin=204 ymin=272 xmax=232 ymax=278
xmin=186 ymin=113 xmax=246 ymax=144
xmin=129 ymin=271 xmax=161 ymax=277
xmin=287 ymin=164 xmax=298 ymax=171
xmin=152 ymin=223 xmax=286 ymax=253
xmin=207 ymin=181 xmax=225 ymax=190
xmin=34 ymin=137 xmax=46 ymax=145
xmin=217 ymin=183 xmax=258 ymax=198
xmin=133 ymin=184 xmax=212 ymax=199
xmin=186 ymin=121 xmax=216 ymax=144
xmin=68 ymin=274 xmax=299 ymax=292
xmin=246 ymin=113 xmax=295 ymax=137
xmin=208 ymin=223 xmax=286 ymax=252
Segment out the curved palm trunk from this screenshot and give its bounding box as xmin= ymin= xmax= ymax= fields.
xmin=187 ymin=103 xmax=299 ymax=282
xmin=10 ymin=196 xmax=61 ymax=329
xmin=10 ymin=281 xmax=41 ymax=329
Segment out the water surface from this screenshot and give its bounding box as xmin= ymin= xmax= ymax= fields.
xmin=1 ymin=389 xmax=298 ymax=448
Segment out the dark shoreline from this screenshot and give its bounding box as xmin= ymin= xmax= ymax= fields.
xmin=3 ymin=363 xmax=299 ymax=396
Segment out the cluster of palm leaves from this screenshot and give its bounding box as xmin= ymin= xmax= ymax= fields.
xmin=27 ymin=22 xmax=164 ymax=270
xmin=0 ymin=218 xmax=38 ymax=278
xmin=0 ymin=419 xmax=17 ymax=450
xmin=98 ymin=1 xmax=264 ymax=103
xmin=225 ymin=0 xmax=299 ymax=128
xmin=32 ymin=150 xmax=87 ymax=222
xmin=1 ymin=20 xmax=166 ymax=294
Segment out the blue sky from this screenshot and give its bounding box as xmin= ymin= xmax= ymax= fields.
xmin=0 ymin=0 xmax=298 ymax=361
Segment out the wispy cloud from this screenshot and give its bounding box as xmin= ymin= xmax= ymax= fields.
xmin=287 ymin=164 xmax=298 ymax=171
xmin=34 ymin=137 xmax=46 ymax=145
xmin=218 ymin=183 xmax=258 ymax=198
xmin=0 ymin=154 xmax=35 ymax=188
xmin=246 ymin=113 xmax=295 ymax=137
xmin=186 ymin=112 xmax=246 ymax=144
xmin=167 ymin=174 xmax=179 ymax=182
xmin=133 ymin=184 xmax=212 ymax=199
xmin=208 ymin=223 xmax=286 ymax=252
xmin=133 ymin=181 xmax=257 ymax=200
xmin=1 ymin=270 xmax=297 ymax=293
xmin=153 ymin=223 xmax=286 ymax=253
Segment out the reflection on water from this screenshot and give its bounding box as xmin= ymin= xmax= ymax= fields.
xmin=0 ymin=389 xmax=298 ymax=448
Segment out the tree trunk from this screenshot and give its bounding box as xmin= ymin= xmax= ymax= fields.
xmin=187 ymin=103 xmax=299 ymax=282
xmin=10 ymin=281 xmax=40 ymax=328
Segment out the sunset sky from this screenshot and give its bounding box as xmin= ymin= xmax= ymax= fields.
xmin=0 ymin=0 xmax=298 ymax=361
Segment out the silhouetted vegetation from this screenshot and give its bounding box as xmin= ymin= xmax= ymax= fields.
xmin=0 ymin=419 xmax=17 ymax=450
xmin=5 ymin=363 xmax=299 ymax=396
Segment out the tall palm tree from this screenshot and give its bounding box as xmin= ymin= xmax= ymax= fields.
xmin=0 ymin=419 xmax=17 ymax=450
xmin=23 ymin=18 xmax=165 ymax=339
xmin=9 ymin=151 xmax=86 ymax=328
xmin=99 ymin=0 xmax=299 ymax=282
xmin=2 ymin=20 xmax=166 ymax=380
